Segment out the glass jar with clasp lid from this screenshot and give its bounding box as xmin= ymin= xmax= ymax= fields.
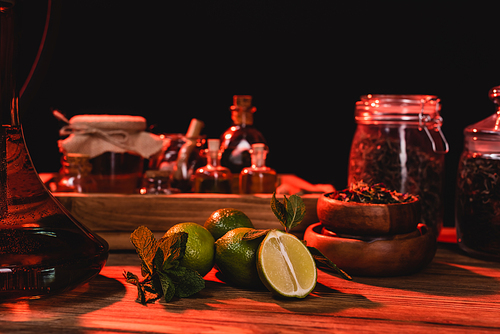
xmin=348 ymin=94 xmax=449 ymax=238
xmin=455 ymin=86 xmax=500 ymax=261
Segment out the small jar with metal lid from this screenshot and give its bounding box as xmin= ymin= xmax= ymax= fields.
xmin=348 ymin=94 xmax=449 ymax=237
xmin=455 ymin=86 xmax=500 ymax=260
xmin=48 ymin=153 xmax=98 ymax=193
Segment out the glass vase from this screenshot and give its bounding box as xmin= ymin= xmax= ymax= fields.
xmin=0 ymin=0 xmax=108 ymax=300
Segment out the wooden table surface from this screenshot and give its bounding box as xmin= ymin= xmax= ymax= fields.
xmin=1 ymin=229 xmax=500 ymax=333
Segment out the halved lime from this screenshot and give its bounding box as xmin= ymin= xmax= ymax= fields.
xmin=257 ymin=230 xmax=317 ymax=298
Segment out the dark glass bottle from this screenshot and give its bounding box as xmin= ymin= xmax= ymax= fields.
xmin=220 ymin=95 xmax=267 ymax=174
xmin=0 ymin=1 xmax=108 ymax=300
xmin=149 ymin=119 xmax=207 ymax=193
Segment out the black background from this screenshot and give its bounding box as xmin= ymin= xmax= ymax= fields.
xmin=16 ymin=1 xmax=500 ymax=227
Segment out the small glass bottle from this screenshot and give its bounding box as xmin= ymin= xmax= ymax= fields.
xmin=140 ymin=169 xmax=172 ymax=195
xmin=348 ymin=95 xmax=449 ymax=237
xmin=240 ymin=143 xmax=277 ymax=194
xmin=455 ymin=86 xmax=500 ymax=261
xmin=193 ymin=139 xmax=232 ymax=193
xmin=50 ymin=153 xmax=98 ymax=193
xmin=220 ymin=95 xmax=267 ymax=174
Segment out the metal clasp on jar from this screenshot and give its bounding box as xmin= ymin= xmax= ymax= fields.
xmin=418 ymin=98 xmax=449 ymax=154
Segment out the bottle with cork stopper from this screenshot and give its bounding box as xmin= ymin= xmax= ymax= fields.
xmin=193 ymin=139 xmax=232 ymax=193
xmin=239 ymin=143 xmax=277 ymax=194
xmin=220 ymin=95 xmax=267 ymax=174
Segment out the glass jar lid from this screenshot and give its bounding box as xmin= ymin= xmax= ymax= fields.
xmin=464 ymin=86 xmax=500 ymax=140
xmin=354 ymin=94 xmax=449 ymax=154
xmin=69 ymin=114 xmax=147 ymax=132
xmin=355 ymin=94 xmax=441 ymax=125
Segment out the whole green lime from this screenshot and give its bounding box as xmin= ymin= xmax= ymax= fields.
xmin=214 ymin=227 xmax=263 ymax=288
xmin=204 ymin=208 xmax=254 ymax=241
xmin=163 ymin=222 xmax=215 ymax=277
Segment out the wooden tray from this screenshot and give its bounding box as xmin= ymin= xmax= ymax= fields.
xmin=54 ymin=193 xmax=320 ymax=250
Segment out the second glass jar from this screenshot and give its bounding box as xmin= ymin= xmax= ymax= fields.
xmin=455 ymin=86 xmax=500 ymax=261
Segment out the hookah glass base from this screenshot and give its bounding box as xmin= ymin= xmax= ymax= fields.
xmin=0 ymin=126 xmax=109 ymax=300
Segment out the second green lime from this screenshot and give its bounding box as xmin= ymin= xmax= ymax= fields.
xmin=214 ymin=227 xmax=263 ymax=288
xmin=204 ymin=208 xmax=254 ymax=241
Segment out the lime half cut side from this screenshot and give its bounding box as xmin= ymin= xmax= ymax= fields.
xmin=257 ymin=230 xmax=317 ymax=298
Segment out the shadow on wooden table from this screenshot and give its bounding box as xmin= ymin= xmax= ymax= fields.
xmin=155 ymin=277 xmax=381 ymax=315
xmin=0 ymin=274 xmax=126 ymax=324
xmin=350 ymin=244 xmax=500 ymax=297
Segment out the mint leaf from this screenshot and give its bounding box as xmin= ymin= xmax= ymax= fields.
xmin=130 ymin=226 xmax=158 ymax=277
xmin=142 ymin=279 xmax=163 ymax=304
xmin=123 ymin=271 xmax=163 ymax=305
xmin=158 ymin=271 xmax=176 ymax=302
xmin=136 ymin=283 xmax=147 ymax=305
xmin=166 ymin=265 xmax=187 ymax=279
xmin=153 ymin=247 xmax=165 ymax=273
xmin=285 ymin=195 xmax=306 ymax=231
xmin=306 ymin=246 xmax=352 ymax=280
xmin=271 ymin=193 xmax=306 ymax=233
xmin=174 ymin=268 xmax=205 ymax=298
xmin=135 ymin=278 xmax=162 ymax=305
xmin=124 ymin=270 xmax=140 ymax=285
xmin=123 ymin=271 xmax=147 ymax=305
xmin=271 ymin=192 xmax=287 ymax=228
xmin=242 ymin=229 xmax=271 ymax=241
xmin=156 ymin=232 xmax=188 ymax=271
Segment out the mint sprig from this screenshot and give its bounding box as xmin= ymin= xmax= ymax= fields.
xmin=123 ymin=226 xmax=205 ymax=305
xmin=271 ymin=192 xmax=306 ymax=233
xmin=270 ymin=193 xmax=352 ymax=281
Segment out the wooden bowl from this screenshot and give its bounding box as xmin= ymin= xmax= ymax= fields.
xmin=317 ymin=192 xmax=421 ymax=236
xmin=304 ymin=222 xmax=436 ymax=277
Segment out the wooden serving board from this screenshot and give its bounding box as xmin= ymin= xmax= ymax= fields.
xmin=54 ymin=193 xmax=320 ymax=250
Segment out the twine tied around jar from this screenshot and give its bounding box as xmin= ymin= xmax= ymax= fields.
xmin=54 ymin=110 xmax=164 ymax=159
xmin=59 ymin=123 xmax=132 ymax=151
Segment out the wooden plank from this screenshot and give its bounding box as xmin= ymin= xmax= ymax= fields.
xmin=54 ymin=193 xmax=320 ymax=249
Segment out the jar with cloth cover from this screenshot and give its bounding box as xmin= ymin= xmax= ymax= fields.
xmin=58 ymin=114 xmax=163 ymax=193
